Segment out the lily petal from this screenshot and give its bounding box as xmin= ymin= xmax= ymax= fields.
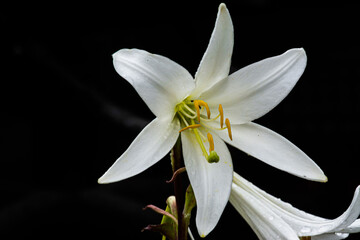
xmin=201 ymin=48 xmax=307 ymax=124
xmin=230 ymin=177 xmax=300 ymax=240
xmin=98 ymin=117 xmax=180 ymax=183
xmin=113 ymin=49 xmax=195 ymax=118
xmin=181 ymin=129 xmax=233 ymax=237
xmin=312 ymin=233 xmax=349 ymax=240
xmin=192 ymin=3 xmax=234 ymax=97
xmin=341 ymin=219 xmax=360 ymax=233
xmin=231 ymin=173 xmax=360 ymax=239
xmin=216 ymin=122 xmax=327 ymax=182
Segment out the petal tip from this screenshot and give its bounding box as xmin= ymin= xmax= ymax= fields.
xmin=308 ymin=174 xmax=328 ymax=183
xmin=218 ymin=3 xmax=230 ymax=16
xmin=322 ymin=175 xmax=328 ymax=183
xmin=112 ymin=48 xmax=128 ymax=58
xmin=97 ymin=176 xmax=108 ymax=184
xmin=219 ymin=3 xmax=227 ymax=10
xmin=97 ymin=172 xmax=118 ymax=184
xmin=196 ymin=221 xmax=215 ymax=238
xmin=287 ymin=47 xmax=306 ymax=56
xmin=298 ymin=47 xmax=306 ymax=56
xmin=294 ymin=47 xmax=307 ymax=58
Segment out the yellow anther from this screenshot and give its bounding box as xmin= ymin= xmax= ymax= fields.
xmin=225 ymin=118 xmax=232 ymax=140
xmin=207 ymin=132 xmax=214 ymax=152
xmin=194 ymin=100 xmax=211 ymax=121
xmin=194 ymin=100 xmax=200 ymax=122
xmin=199 ymin=100 xmax=211 ymax=119
xmin=179 ymin=124 xmax=201 ymax=133
xmin=218 ymin=104 xmax=224 ymax=128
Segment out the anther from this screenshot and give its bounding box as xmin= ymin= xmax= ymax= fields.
xmin=225 ymin=118 xmax=232 ymax=140
xmin=194 ymin=100 xmax=211 ymax=121
xmin=194 ymin=100 xmax=201 ymax=122
xmin=218 ymin=104 xmax=224 ymax=128
xmin=179 ymin=124 xmax=201 ymax=133
xmin=207 ymin=133 xmax=214 ymax=152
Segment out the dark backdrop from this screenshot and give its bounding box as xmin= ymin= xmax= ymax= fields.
xmin=2 ymin=1 xmax=360 ymax=239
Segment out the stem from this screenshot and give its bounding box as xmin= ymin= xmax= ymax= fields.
xmin=171 ymin=137 xmax=187 ymax=240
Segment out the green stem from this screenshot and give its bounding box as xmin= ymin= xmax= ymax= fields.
xmin=171 ymin=137 xmax=187 ymax=240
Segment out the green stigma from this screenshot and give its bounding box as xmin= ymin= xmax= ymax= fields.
xmin=207 ymin=151 xmax=220 ymax=163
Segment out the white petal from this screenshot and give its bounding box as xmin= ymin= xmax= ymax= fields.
xmin=201 ymin=48 xmax=307 ymax=124
xmin=181 ymin=129 xmax=233 ymax=237
xmin=217 ymin=122 xmax=327 ymax=182
xmin=250 ymin=183 xmax=360 ymax=236
xmin=113 ymin=49 xmax=195 ymax=118
xmin=341 ymin=219 xmax=360 ymax=233
xmin=98 ymin=117 xmax=180 ymax=183
xmin=230 ymin=176 xmax=299 ymax=240
xmin=192 ymin=3 xmax=234 ymax=97
xmin=312 ymin=186 xmax=360 ymax=234
xmin=232 ymin=173 xmax=360 ymax=238
xmin=312 ymin=233 xmax=349 ymax=240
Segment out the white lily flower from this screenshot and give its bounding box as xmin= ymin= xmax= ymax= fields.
xmin=230 ymin=172 xmax=360 ymax=240
xmin=98 ymin=3 xmax=327 ymax=237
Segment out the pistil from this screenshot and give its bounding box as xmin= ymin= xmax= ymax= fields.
xmin=190 ymin=119 xmax=210 ymax=159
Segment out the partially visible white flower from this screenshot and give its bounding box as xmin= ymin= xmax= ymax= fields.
xmin=230 ymin=172 xmax=360 ymax=240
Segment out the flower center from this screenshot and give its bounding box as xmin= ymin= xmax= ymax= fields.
xmin=175 ymin=98 xmax=232 ymax=163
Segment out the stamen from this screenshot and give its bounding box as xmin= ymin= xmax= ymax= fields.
xmin=197 ymin=100 xmax=211 ymax=119
xmin=207 ymin=133 xmax=214 ymax=152
xmin=218 ymin=104 xmax=224 ymax=128
xmin=175 ymin=99 xmax=227 ymax=164
xmin=199 ymin=112 xmax=220 ymax=122
xmin=194 ymin=100 xmax=211 ymax=121
xmin=225 ymin=118 xmax=232 ymax=140
xmin=200 ymin=121 xmax=226 ymax=131
xmin=179 ymin=107 xmax=197 ymax=119
xmin=179 ymin=124 xmax=201 ymax=133
xmin=181 ymin=102 xmax=196 ymax=115
xmin=198 ymin=130 xmax=207 ymax=142
xmin=177 ymin=112 xmax=190 ymax=128
xmin=194 ymin=100 xmax=201 ymax=122
xmin=191 ymin=120 xmax=209 ymax=159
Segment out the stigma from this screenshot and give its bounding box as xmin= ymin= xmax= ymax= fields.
xmin=176 ymin=98 xmax=232 ymax=163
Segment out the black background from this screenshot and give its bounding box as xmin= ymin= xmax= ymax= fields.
xmin=2 ymin=1 xmax=360 ymax=239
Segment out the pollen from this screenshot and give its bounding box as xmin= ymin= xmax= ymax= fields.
xmin=179 ymin=124 xmax=201 ymax=133
xmin=225 ymin=118 xmax=232 ymax=140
